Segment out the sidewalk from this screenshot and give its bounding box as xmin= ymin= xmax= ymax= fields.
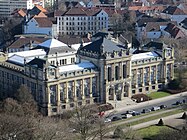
xmin=106 ymin=91 xmax=187 ymax=115
xmin=106 ymin=112 xmax=186 ymax=137
xmin=131 ymin=112 xmax=185 ymax=130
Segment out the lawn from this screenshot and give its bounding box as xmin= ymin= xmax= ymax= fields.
xmin=148 ymin=92 xmax=171 ymax=99
xmin=137 ymin=125 xmax=175 ymax=139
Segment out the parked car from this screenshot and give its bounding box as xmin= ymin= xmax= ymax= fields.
xmin=176 ymin=101 xmax=183 ymax=105
xmin=151 ymin=106 xmax=160 ymax=111
xmin=142 ymin=109 xmax=151 ymax=113
xmin=160 ymin=105 xmax=167 ymax=109
xmin=121 ymin=114 xmax=133 ymax=119
xmin=126 ymin=110 xmax=135 ymax=114
xmin=111 ymin=116 xmax=122 ymax=121
xmin=183 ymin=99 xmax=186 ymax=104
xmin=104 ymin=118 xmax=112 ymax=123
xmin=132 ymin=111 xmax=141 ymax=116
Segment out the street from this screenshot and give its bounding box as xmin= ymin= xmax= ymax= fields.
xmin=106 ymin=92 xmax=187 ymax=119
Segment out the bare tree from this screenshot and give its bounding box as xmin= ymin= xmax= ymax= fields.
xmin=0 ymin=113 xmax=36 ymax=140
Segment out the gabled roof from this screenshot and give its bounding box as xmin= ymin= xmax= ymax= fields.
xmin=145 ymin=22 xmax=161 ymax=32
xmin=35 ymin=4 xmax=47 ymax=13
xmin=8 ymin=37 xmax=48 ymax=49
xmin=164 ymin=23 xmax=185 ymax=39
xmin=33 ymin=12 xmax=47 ymax=18
xmin=137 ymin=17 xmax=168 ymax=27
xmin=60 ymin=7 xmax=106 ymax=17
xmin=34 ymin=17 xmax=53 ymax=27
xmin=180 ymin=18 xmax=187 ymax=29
xmin=58 ymin=36 xmax=90 ymax=45
xmin=80 ymin=37 xmax=127 ymax=54
xmin=162 ymin=6 xmax=185 ymax=15
xmin=62 ymin=7 xmax=87 ymax=16
xmin=36 ymin=38 xmax=76 ymax=54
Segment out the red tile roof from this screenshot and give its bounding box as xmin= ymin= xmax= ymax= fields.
xmin=34 ymin=17 xmax=53 ymax=27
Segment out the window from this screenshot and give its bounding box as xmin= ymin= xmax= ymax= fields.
xmin=61 ymin=105 xmax=66 ymax=109
xmin=107 ymin=67 xmax=112 ymax=81
xmin=146 ymin=87 xmax=149 ymax=91
xmin=123 ymin=65 xmax=126 ymax=78
xmin=115 ymin=66 xmax=120 ymax=80
xmin=70 ymin=103 xmax=74 ymax=108
xmin=71 ymin=58 xmax=75 ymax=63
xmin=132 ymin=90 xmax=135 ymax=94
xmin=139 ymin=88 xmax=142 ymax=92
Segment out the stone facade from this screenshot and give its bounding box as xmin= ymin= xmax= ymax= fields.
xmin=0 ymin=36 xmax=175 ymax=116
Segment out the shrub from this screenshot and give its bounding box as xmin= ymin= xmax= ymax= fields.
xmin=181 ymin=112 xmax=187 ymax=119
xmin=157 ymin=118 xmax=164 ymax=126
xmin=113 ymin=126 xmax=124 ymax=138
xmin=168 ymin=79 xmax=180 ymax=90
xmin=131 ymin=94 xmax=151 ymax=103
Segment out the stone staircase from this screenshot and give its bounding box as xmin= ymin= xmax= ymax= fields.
xmin=108 ymin=97 xmax=137 ymax=109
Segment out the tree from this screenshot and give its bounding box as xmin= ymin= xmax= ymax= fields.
xmin=95 ymin=110 xmax=110 ymax=140
xmin=1 ymin=98 xmax=24 ymax=116
xmin=14 ymin=84 xmax=39 ymax=116
xmin=69 ymin=105 xmax=99 ymax=140
xmin=0 ymin=113 xmax=36 ymax=140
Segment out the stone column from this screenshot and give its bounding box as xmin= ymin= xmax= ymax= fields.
xmin=141 ymin=68 xmax=144 ymax=87
xmin=90 ymin=77 xmax=92 ymax=97
xmin=148 ymin=66 xmax=151 ymax=85
xmin=82 ymin=79 xmax=85 ymax=100
xmin=112 ymin=63 xmax=115 ymax=81
xmin=104 ymin=65 xmax=107 ymax=82
xmin=171 ymin=63 xmax=174 ymax=80
xmin=120 ymin=62 xmax=123 ymax=79
xmin=66 ymin=82 xmax=69 ymax=103
xmin=163 ymin=63 xmax=167 ymax=83
xmin=47 ymin=86 xmax=51 ymax=105
xmin=135 ymin=69 xmax=138 ymax=88
xmin=121 ymin=83 xmax=125 ymax=100
xmin=74 ymin=80 xmax=77 ymax=101
xmin=57 ymin=84 xmax=61 ymax=105
xmin=155 ymin=65 xmax=158 ymax=84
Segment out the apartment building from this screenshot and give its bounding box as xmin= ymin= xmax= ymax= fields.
xmin=56 ymin=7 xmax=108 ymax=36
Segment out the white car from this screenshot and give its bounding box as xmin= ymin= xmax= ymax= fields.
xmin=121 ymin=114 xmax=133 ymax=119
xmin=104 ymin=118 xmax=112 ymax=123
xmin=151 ymin=106 xmax=160 ymax=111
